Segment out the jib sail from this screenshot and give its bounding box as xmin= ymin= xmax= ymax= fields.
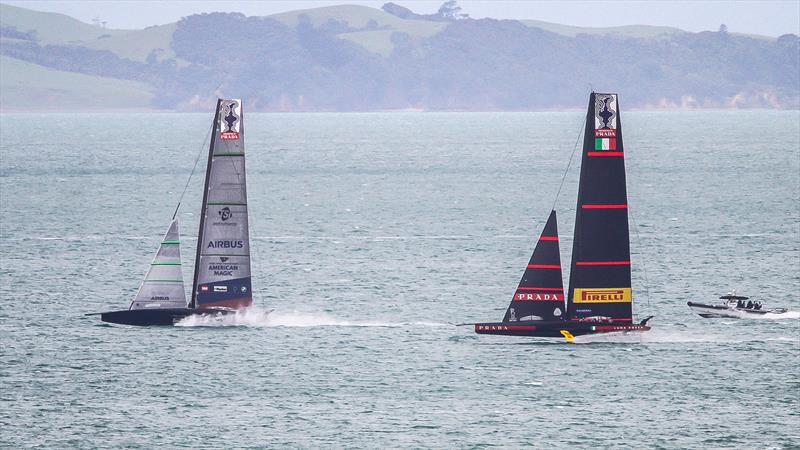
xmin=567 ymin=93 xmax=633 ymax=322
xmin=130 ymin=219 xmax=187 ymax=310
xmin=191 ymin=99 xmax=253 ymax=309
xmin=503 ymin=210 xmax=566 ymax=322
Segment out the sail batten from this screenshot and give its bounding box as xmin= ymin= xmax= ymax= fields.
xmin=567 ymin=93 xmax=633 ymax=322
xmin=192 ymin=99 xmax=253 ymax=310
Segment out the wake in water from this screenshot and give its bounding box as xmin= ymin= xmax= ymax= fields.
xmin=572 ymin=327 xmax=800 ymax=344
xmin=715 ymin=310 xmax=800 ymax=320
xmin=175 ymin=307 xmax=449 ymax=328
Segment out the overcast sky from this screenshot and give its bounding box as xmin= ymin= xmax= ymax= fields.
xmin=4 ymin=0 xmax=799 ymax=37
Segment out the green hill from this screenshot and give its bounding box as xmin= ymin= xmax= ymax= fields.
xmin=520 ymin=19 xmax=685 ymax=38
xmin=269 ymin=5 xmax=446 ymax=56
xmin=0 ymin=3 xmax=795 ymax=111
xmin=80 ymin=23 xmax=181 ymax=63
xmin=0 ymin=55 xmax=153 ymax=111
xmin=0 ymin=3 xmax=127 ymax=44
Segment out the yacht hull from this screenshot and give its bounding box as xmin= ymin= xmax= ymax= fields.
xmin=474 ymin=320 xmax=650 ymax=337
xmin=95 ymin=308 xmax=236 ymax=326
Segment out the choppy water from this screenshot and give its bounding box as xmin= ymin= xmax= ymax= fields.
xmin=1 ymin=111 xmax=798 ymax=448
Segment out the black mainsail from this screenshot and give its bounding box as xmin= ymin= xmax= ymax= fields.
xmin=567 ymin=93 xmax=633 ymax=322
xmin=474 ymin=92 xmax=651 ymax=338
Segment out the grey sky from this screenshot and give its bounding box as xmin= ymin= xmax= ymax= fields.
xmin=4 ymin=0 xmax=799 ymax=37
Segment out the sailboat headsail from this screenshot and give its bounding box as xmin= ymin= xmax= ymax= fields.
xmin=192 ymin=98 xmax=253 ymax=309
xmin=503 ymin=210 xmax=565 ymax=322
xmin=567 ymin=93 xmax=633 ymax=322
xmin=129 ymin=219 xmax=187 ymax=310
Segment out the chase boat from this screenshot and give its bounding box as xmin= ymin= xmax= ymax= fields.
xmin=688 ymin=293 xmax=789 ymax=319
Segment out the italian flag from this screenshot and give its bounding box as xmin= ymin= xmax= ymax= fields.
xmin=595 ymin=137 xmax=617 ymax=150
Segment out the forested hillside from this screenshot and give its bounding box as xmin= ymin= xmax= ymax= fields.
xmin=1 ymin=2 xmax=797 ymax=111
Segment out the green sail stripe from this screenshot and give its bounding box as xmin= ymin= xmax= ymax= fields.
xmin=161 ymin=240 xmax=180 ymax=244
xmin=151 ymin=262 xmax=181 ymax=265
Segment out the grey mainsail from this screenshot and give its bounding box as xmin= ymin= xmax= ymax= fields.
xmin=129 ymin=219 xmax=188 ymax=310
xmin=191 ymin=98 xmax=253 ymax=309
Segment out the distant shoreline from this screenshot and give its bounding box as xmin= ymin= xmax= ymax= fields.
xmin=2 ymin=107 xmax=799 ymax=114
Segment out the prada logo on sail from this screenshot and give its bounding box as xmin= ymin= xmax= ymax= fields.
xmin=573 ymin=288 xmax=632 ymax=303
xmin=514 ymin=291 xmax=564 ymax=301
xmin=219 ymin=99 xmax=241 ymax=140
xmin=207 ymin=240 xmax=244 ymax=249
xmin=594 ymin=129 xmax=616 ymax=138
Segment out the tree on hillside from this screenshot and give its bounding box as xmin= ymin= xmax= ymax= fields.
xmin=438 ymin=1 xmax=469 ymax=20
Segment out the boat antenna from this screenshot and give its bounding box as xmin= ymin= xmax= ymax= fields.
xmin=550 ymin=114 xmax=585 ymax=212
xmin=172 ymin=118 xmax=214 ymax=220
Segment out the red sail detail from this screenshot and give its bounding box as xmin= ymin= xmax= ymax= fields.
xmin=581 ymin=204 xmax=628 ymax=209
xmin=588 ymin=152 xmax=624 ymax=157
xmin=539 ymin=236 xmax=559 ymax=241
xmin=575 ymin=261 xmax=631 ymax=266
xmin=527 ymin=264 xmax=561 ymax=269
xmin=514 ymin=291 xmax=565 ymax=301
xmin=515 ymin=287 xmax=565 ymax=291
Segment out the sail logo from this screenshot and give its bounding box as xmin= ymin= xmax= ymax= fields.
xmin=594 ymin=129 xmax=616 ymax=138
xmin=573 ymin=287 xmax=631 ymax=303
xmin=207 ymin=263 xmax=239 ymax=276
xmin=149 ymin=296 xmax=170 ymax=301
xmin=219 ymin=99 xmax=241 ymax=140
xmin=515 ymin=291 xmax=564 ymax=301
xmin=213 ymin=286 xmax=228 ymax=293
xmin=207 ymin=240 xmax=244 ymax=249
xmin=213 ymin=207 xmax=237 ymax=226
xmin=594 ymin=94 xmax=617 ymax=130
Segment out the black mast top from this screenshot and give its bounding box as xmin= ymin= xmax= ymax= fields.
xmin=567 ymin=93 xmax=633 ymax=322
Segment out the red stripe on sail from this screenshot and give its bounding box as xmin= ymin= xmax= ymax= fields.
xmin=581 ymin=204 xmax=628 ymax=209
xmin=516 ymin=287 xmax=564 ymax=291
xmin=527 ymin=264 xmax=561 ymax=269
xmin=539 ymin=236 xmax=559 ymax=241
xmin=588 ymin=152 xmax=624 ymax=157
xmin=575 ymin=261 xmax=631 ymax=266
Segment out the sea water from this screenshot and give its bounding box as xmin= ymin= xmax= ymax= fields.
xmin=1 ymin=111 xmax=798 ymax=448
